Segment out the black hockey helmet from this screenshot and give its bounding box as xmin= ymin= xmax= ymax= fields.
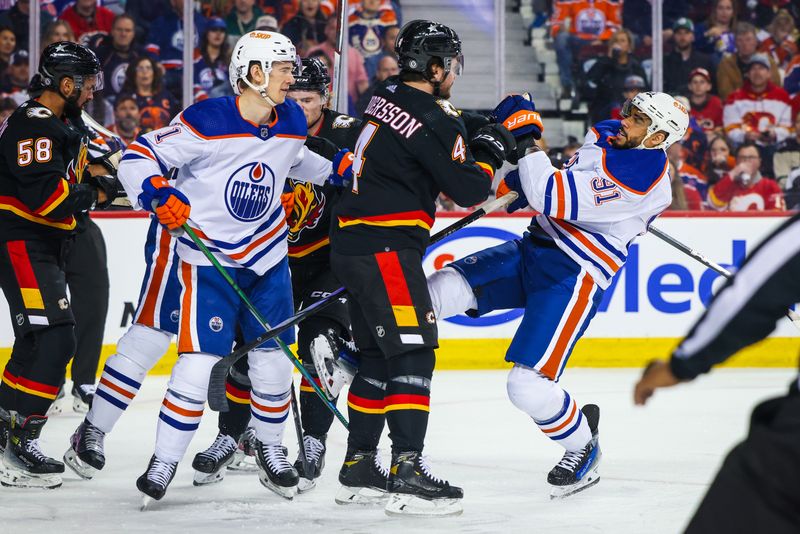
xmin=30 ymin=41 xmax=102 ymax=96
xmin=396 ymin=20 xmax=464 ymax=78
xmin=290 ymin=57 xmax=331 ymax=96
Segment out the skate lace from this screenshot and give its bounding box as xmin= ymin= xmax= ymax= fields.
xmin=82 ymin=423 xmax=105 ymax=452
xmin=26 ymin=438 xmax=49 ymax=462
xmin=263 ymin=444 xmax=293 ymax=472
xmin=202 ymin=433 xmax=237 ymax=461
xmin=146 ymin=457 xmax=177 ymax=488
xmin=303 ymin=435 xmax=325 ymax=463
xmin=556 ymin=448 xmax=586 ymax=473
xmin=417 ymin=455 xmax=445 ymax=485
xmin=373 ymin=452 xmax=389 ymax=478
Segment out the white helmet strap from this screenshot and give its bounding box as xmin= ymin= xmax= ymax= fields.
xmin=241 ymin=60 xmax=278 ymax=107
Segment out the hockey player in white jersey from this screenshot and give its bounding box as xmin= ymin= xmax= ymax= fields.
xmin=110 ymin=31 xmax=343 ymax=504
xmin=427 ymin=91 xmax=689 ymax=498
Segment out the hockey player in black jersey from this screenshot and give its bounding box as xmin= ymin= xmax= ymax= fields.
xmin=328 ymin=20 xmax=522 ymax=516
xmin=0 ymin=42 xmax=123 ymax=489
xmin=191 ymin=57 xmax=362 ymax=494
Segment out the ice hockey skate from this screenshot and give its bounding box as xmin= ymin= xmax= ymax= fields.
xmin=71 ymin=383 xmax=95 ymax=414
xmin=335 ymin=449 xmax=389 ymax=505
xmin=192 ymin=433 xmax=237 ymax=486
xmin=137 ymin=455 xmax=178 ymax=509
xmin=64 ymin=420 xmax=106 ymax=479
xmin=310 ymin=331 xmax=358 ymax=400
xmin=255 ymin=443 xmax=299 ymax=499
xmin=1 ymin=414 xmax=64 ymax=489
xmin=227 ymin=428 xmax=258 ymax=472
xmin=294 ymin=434 xmax=326 ymax=493
xmin=548 ymin=404 xmax=601 ymax=499
xmin=384 ymin=451 xmax=463 ymax=517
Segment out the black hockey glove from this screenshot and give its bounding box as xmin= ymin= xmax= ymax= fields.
xmin=87 ymin=173 xmax=127 ymax=209
xmin=305 ymin=135 xmax=341 ymax=160
xmin=89 ymin=148 xmax=122 ymax=176
xmin=469 ymin=123 xmax=517 ymax=170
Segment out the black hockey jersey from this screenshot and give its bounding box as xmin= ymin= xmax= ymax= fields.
xmin=330 ymin=76 xmax=493 ymax=256
xmin=0 ymin=99 xmax=97 ymax=241
xmin=287 ymin=108 xmax=362 ymax=266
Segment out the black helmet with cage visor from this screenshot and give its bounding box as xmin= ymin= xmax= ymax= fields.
xmin=396 ymin=20 xmax=464 ymax=79
xmin=289 ymin=57 xmax=331 ymax=97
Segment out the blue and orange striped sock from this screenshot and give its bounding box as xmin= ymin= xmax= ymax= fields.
xmin=155 ymin=388 xmax=204 ymax=463
xmin=88 ymin=353 xmax=146 ymax=434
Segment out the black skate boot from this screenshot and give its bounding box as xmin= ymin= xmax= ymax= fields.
xmin=192 ymin=432 xmax=237 ymax=486
xmin=385 ymin=451 xmax=463 ymax=516
xmin=136 ymin=455 xmax=178 ymax=508
xmin=547 ymin=404 xmax=601 ymax=499
xmin=64 ymin=420 xmax=106 ymax=479
xmin=335 ymin=449 xmax=389 ymax=505
xmin=294 ymin=434 xmax=326 ymax=493
xmin=255 ymin=442 xmax=299 ymax=499
xmin=228 ymin=427 xmax=258 ymax=472
xmin=71 ymin=383 xmax=95 ymax=414
xmin=1 ymin=414 xmax=64 ymax=489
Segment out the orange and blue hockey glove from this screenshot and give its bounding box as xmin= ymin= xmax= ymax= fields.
xmin=329 ymin=148 xmax=355 ymax=188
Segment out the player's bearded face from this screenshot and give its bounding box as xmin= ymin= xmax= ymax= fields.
xmin=614 ymin=106 xmax=651 ymax=148
xmin=438 ymin=67 xmax=457 ymax=99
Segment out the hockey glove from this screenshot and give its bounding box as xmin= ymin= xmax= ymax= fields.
xmin=280 ymin=182 xmax=295 ymax=220
xmin=89 ymin=148 xmax=123 ymax=176
xmin=86 ymin=173 xmax=127 ymax=210
xmin=306 ymin=135 xmax=340 ymax=160
xmin=496 ymin=170 xmax=529 ymax=213
xmin=469 ymin=123 xmax=517 ymax=171
xmin=328 ymin=148 xmax=355 ymax=188
xmin=490 ymin=93 xmax=544 ymax=140
xmin=139 ymin=175 xmax=191 ymax=230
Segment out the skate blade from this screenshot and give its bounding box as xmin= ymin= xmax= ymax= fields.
xmin=45 ymin=401 xmax=63 ymax=417
xmin=297 ymin=476 xmax=316 ymax=494
xmin=0 ymin=465 xmax=62 ymax=489
xmin=227 ymin=450 xmax=259 ymax=472
xmin=193 ymin=469 xmax=226 ymax=486
xmin=384 ymin=493 xmax=463 ymax=517
xmin=549 ymin=470 xmax=601 ymax=500
xmin=72 ymin=398 xmax=89 ymax=414
xmin=258 ymin=472 xmax=297 ymax=500
xmin=335 ymin=485 xmax=388 ymax=506
xmin=63 ymin=448 xmax=98 ymax=480
xmin=140 ymin=494 xmax=152 ymax=511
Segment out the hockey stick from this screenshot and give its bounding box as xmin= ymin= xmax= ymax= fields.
xmin=289 ymin=381 xmax=311 ymax=480
xmin=207 ymin=191 xmax=520 ymax=412
xmin=648 ymin=225 xmax=800 ymax=330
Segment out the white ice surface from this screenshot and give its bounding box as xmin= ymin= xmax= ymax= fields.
xmin=3 ymin=368 xmax=795 ymax=534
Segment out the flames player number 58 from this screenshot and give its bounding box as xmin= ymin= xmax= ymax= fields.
xmin=349 ymin=121 xmax=379 ymax=194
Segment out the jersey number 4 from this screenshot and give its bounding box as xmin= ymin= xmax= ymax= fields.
xmin=17 ymin=138 xmax=52 ymax=166
xmin=350 ymin=121 xmax=379 ymax=194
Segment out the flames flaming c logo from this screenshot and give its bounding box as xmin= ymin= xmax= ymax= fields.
xmin=287 ymin=180 xmax=325 ymax=242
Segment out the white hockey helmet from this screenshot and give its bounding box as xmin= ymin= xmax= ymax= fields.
xmin=622 ymin=91 xmax=689 ymax=150
xmin=228 ymin=31 xmax=300 ymax=102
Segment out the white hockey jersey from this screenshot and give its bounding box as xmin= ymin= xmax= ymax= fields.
xmin=517 ymin=120 xmax=672 ymax=288
xmin=118 ymin=95 xmax=332 ymax=276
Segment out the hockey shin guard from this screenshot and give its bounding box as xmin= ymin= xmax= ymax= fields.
xmin=218 ymin=357 xmax=251 ymax=440
xmin=89 ymin=324 xmax=171 ymax=434
xmin=247 ymin=348 xmax=293 ymax=446
xmin=346 ymin=353 xmax=387 ymax=452
xmin=14 ymin=324 xmax=75 ymax=416
xmin=0 ymin=334 xmax=35 ymax=411
xmin=385 ymin=348 xmax=435 ymax=454
xmin=507 ymin=365 xmax=591 ymax=451
xmin=154 ymin=352 xmax=216 ymax=463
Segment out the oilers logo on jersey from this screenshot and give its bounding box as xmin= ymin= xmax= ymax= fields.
xmin=225 ymin=162 xmax=275 ymax=222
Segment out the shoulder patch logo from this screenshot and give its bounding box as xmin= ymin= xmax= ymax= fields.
xmin=27 ymin=107 xmax=53 ymax=119
xmin=386 ymin=84 xmax=397 ymax=93
xmin=332 ymin=115 xmax=356 ymax=129
xmin=436 ymin=99 xmax=460 ymax=118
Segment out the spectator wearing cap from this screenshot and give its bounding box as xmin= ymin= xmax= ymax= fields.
xmin=717 ymin=22 xmax=781 ymax=100
xmin=694 ymin=0 xmax=736 ymax=61
xmin=610 ymin=75 xmax=646 ymax=119
xmin=349 ymin=0 xmax=398 ymax=79
xmin=282 ymin=0 xmax=329 ymax=56
xmin=772 ymin=110 xmax=800 ymax=189
xmin=663 ymin=18 xmax=714 ymax=96
xmin=59 ymin=0 xmax=115 ymax=43
xmin=723 ymin=53 xmax=792 ymax=151
xmin=109 ymin=94 xmax=142 ymax=147
xmin=757 ymin=9 xmax=798 ymax=70
xmin=92 ymin=14 xmax=143 ymax=103
xmin=550 ymin=0 xmax=622 ymax=100
xmin=0 ymin=26 xmax=14 ymax=74
xmin=193 ymin=17 xmax=233 ymax=101
xmin=254 ymin=14 xmax=280 ymax=32
xmin=708 ymin=142 xmax=784 ymax=211
xmin=0 ymin=50 xmax=29 ymax=106
xmin=0 ymin=1 xmax=54 ymax=54
xmin=688 ymin=68 xmax=724 ymax=139
xmin=586 ymin=29 xmax=648 ymax=124
xmin=225 ymin=0 xmax=264 ymax=46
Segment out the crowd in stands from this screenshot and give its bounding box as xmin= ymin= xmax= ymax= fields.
xmin=540 ymin=0 xmax=799 ymax=212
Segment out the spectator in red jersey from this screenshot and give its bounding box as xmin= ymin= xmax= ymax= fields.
xmin=703 ymin=134 xmax=735 ymax=186
xmin=59 ymin=0 xmax=115 ymax=43
xmin=723 ymin=53 xmax=792 ymax=149
xmin=282 ymin=0 xmax=328 ymax=56
xmin=663 ymin=18 xmax=715 ymax=97
xmin=757 ymin=9 xmax=798 ymax=70
xmin=708 ymin=142 xmax=784 ymax=211
xmin=717 ymin=22 xmax=781 ymax=100
xmin=688 ymin=68 xmax=723 ymax=139
xmin=120 ymin=56 xmax=177 ymax=132
xmin=108 ymin=95 xmax=142 ymax=147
